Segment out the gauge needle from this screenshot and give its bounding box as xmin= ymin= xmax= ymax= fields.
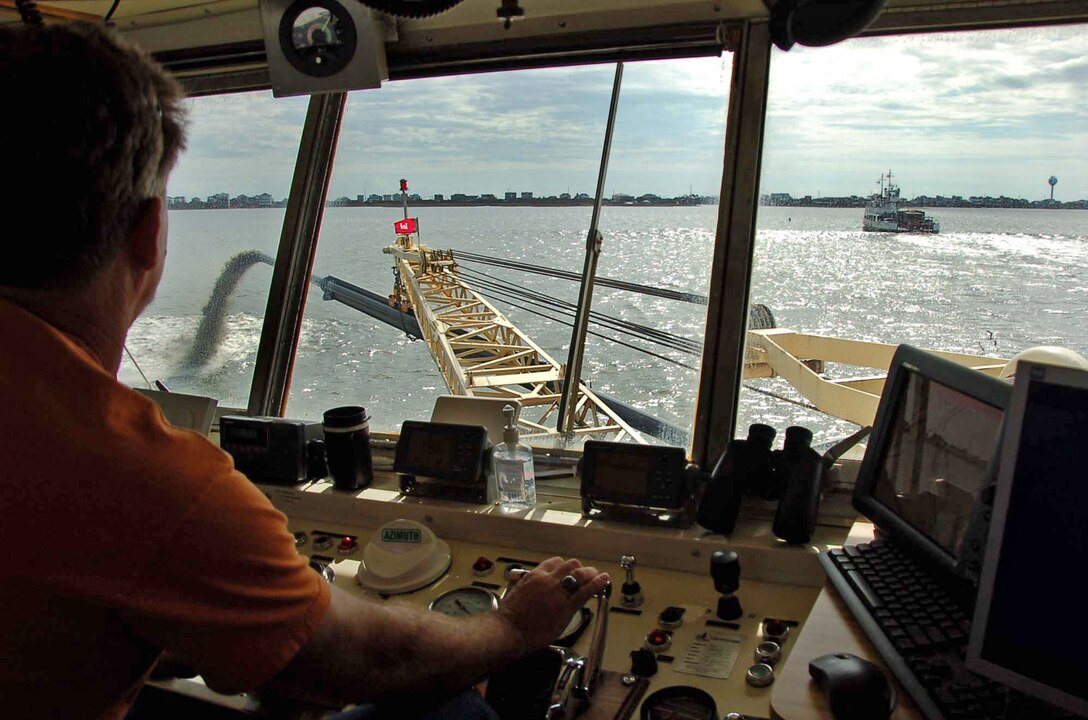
xmin=455 ymin=599 xmax=469 ymax=613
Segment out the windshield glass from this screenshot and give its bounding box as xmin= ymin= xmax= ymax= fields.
xmin=747 ymin=24 xmax=1088 ymax=447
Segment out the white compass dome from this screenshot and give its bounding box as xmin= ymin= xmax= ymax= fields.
xmin=999 ymin=346 xmax=1088 ymax=381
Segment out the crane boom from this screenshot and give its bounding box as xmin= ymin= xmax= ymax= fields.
xmin=383 ymin=233 xmax=645 ymax=446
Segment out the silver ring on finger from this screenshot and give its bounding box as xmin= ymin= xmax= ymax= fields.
xmin=560 ymin=574 xmax=580 ymax=593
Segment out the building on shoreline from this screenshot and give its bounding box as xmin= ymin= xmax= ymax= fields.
xmin=166 ymin=189 xmax=1085 ymax=212
xmin=759 ymin=192 xmax=1087 ymax=210
xmin=168 ymin=191 xmax=721 ymax=210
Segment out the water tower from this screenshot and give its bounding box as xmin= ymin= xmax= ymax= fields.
xmin=1048 ymin=175 xmax=1058 ymax=201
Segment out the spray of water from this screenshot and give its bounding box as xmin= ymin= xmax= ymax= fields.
xmin=180 ymin=250 xmax=275 ymax=369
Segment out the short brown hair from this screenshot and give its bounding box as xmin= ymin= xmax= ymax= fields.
xmin=0 ymin=22 xmax=188 ymax=290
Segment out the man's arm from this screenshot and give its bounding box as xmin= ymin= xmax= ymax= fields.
xmin=252 ymin=557 xmax=609 ymax=706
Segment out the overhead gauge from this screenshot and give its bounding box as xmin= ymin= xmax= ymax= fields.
xmin=429 ymin=587 xmax=498 ymax=617
xmin=279 ymin=1 xmax=358 ymax=77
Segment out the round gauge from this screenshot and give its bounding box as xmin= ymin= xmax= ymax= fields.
xmin=429 ymin=587 xmax=498 ymax=617
xmin=278 ymin=1 xmax=358 ymax=78
xmin=640 ymin=686 xmax=718 ymax=720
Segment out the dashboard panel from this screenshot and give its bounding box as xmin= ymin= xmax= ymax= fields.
xmin=286 ymin=511 xmax=820 ymax=719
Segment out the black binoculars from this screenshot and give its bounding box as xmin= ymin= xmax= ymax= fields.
xmin=697 ymin=423 xmax=823 ymax=543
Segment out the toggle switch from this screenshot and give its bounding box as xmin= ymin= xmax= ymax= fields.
xmin=620 ymin=555 xmax=644 ymax=608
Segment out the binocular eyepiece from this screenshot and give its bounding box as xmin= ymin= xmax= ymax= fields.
xmin=697 ymin=423 xmax=823 ymax=544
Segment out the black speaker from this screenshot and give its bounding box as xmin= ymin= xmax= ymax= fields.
xmin=768 ymin=0 xmax=888 ymax=52
xmin=259 ymin=0 xmax=388 ymax=97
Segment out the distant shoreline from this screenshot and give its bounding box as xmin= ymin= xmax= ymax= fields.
xmin=167 ymin=201 xmax=1087 ymax=211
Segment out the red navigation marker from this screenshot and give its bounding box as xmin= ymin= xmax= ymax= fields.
xmin=394 ymin=217 xmax=417 ymax=234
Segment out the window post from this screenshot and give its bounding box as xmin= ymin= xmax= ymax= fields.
xmin=248 ymin=91 xmax=346 ymax=417
xmin=692 ymin=21 xmax=771 ymax=469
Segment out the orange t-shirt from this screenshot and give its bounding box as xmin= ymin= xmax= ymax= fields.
xmin=0 ymin=299 xmax=331 ymax=719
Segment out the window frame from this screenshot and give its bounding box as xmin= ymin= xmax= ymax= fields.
xmin=177 ymin=10 xmax=1087 ymax=462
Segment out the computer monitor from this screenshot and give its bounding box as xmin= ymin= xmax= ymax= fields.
xmin=430 ymin=395 xmax=521 ymax=447
xmin=853 ymin=344 xmax=1010 ymax=578
xmin=134 ymin=388 xmax=219 ymax=437
xmin=967 ymin=360 xmax=1088 ymax=716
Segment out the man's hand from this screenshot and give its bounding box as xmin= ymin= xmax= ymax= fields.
xmin=496 ymin=557 xmax=610 ymax=652
xmin=266 ymin=556 xmax=608 ymax=705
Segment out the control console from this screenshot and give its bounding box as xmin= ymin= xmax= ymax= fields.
xmin=287 ymin=515 xmax=819 ymax=718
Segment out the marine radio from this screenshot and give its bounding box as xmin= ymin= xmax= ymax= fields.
xmin=394 ymin=421 xmax=491 ymax=503
xmin=578 ymin=441 xmax=699 ymax=527
xmin=220 ymin=416 xmax=326 ymax=485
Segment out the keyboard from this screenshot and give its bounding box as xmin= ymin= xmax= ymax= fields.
xmin=822 ymin=540 xmax=1071 ymax=720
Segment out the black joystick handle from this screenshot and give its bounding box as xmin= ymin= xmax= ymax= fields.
xmin=711 ymin=550 xmax=742 ymax=620
xmin=711 ymin=550 xmax=740 ymax=594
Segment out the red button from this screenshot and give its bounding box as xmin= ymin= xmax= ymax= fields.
xmin=645 ymin=629 xmax=672 ymax=652
xmin=473 ymin=557 xmax=494 ymax=575
xmin=338 ymin=536 xmax=357 ymax=552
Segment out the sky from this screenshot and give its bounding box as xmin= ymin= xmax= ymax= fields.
xmin=168 ymin=22 xmax=1088 ymax=202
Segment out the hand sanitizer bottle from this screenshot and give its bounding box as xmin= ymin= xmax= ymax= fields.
xmin=494 ymin=405 xmax=536 ymax=512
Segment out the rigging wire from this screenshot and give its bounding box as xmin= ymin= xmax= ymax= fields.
xmin=123 ymin=344 xmax=154 ymax=389
xmin=455 ymin=250 xmax=708 ymax=305
xmin=450 ymin=270 xmax=697 ymax=368
xmin=461 ymin=267 xmax=698 ymax=353
xmin=460 ymin=273 xmax=700 ymax=363
xmin=477 ymin=290 xmax=699 ymax=371
xmin=741 ymin=383 xmax=820 ymax=412
xmin=103 ymin=0 xmax=122 ymax=23
xmin=454 ymin=257 xmax=705 ymax=350
xmin=451 ymin=265 xmax=820 ymax=411
xmin=457 ymin=266 xmax=702 ymax=355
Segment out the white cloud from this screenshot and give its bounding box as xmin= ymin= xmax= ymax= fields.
xmin=762 ymin=25 xmax=1088 ymax=198
xmin=169 ymin=24 xmax=1087 ymax=202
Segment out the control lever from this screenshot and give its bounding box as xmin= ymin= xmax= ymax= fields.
xmin=619 ymin=555 xmax=643 ymax=608
xmin=546 ymin=581 xmax=612 ymax=720
xmin=711 ymin=549 xmax=742 ymax=620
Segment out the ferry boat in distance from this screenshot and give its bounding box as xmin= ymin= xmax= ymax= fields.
xmin=863 ymin=170 xmax=940 ymax=233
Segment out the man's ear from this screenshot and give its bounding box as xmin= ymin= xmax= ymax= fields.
xmin=129 ymin=197 xmax=166 ymax=271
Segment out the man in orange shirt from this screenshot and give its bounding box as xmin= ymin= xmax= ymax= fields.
xmin=0 ymin=21 xmax=607 ymax=720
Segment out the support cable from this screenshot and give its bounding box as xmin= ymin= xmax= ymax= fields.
xmin=459 ymin=271 xmax=696 ymax=356
xmin=458 ymin=266 xmax=702 ymax=354
xmin=477 ymin=290 xmax=698 ymax=371
xmin=459 ymin=271 xmax=700 ymax=358
xmin=452 ymin=268 xmax=816 ymax=410
xmin=456 ymin=250 xmax=707 ymax=305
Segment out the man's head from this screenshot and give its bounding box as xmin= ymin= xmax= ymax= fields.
xmin=0 ymin=21 xmax=187 ymax=294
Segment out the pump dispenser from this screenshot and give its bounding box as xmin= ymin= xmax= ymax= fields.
xmin=494 ymin=405 xmax=536 ymax=512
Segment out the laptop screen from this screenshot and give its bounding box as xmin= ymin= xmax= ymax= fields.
xmin=854 ymin=345 xmax=1010 ymax=574
xmin=967 ymin=361 xmax=1088 ymax=716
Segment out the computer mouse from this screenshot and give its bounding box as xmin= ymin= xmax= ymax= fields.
xmin=809 ymin=652 xmax=896 ymax=720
